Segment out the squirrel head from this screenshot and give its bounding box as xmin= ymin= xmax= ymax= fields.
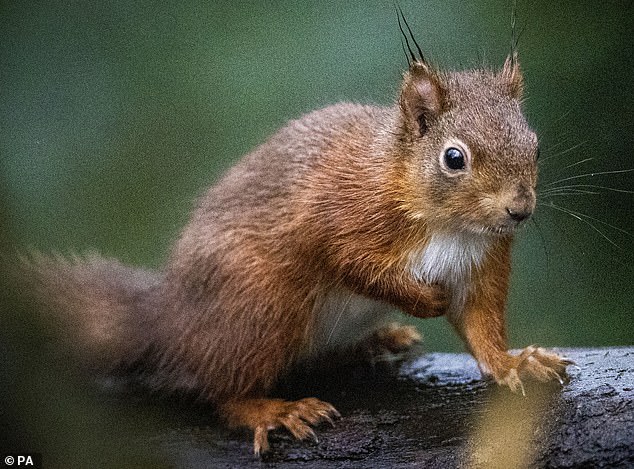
xmin=395 ymin=54 xmax=538 ymax=236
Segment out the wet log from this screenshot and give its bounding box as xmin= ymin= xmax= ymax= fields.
xmin=152 ymin=347 xmax=634 ymax=468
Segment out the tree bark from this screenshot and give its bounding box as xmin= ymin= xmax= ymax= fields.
xmin=152 ymin=347 xmax=634 ymax=468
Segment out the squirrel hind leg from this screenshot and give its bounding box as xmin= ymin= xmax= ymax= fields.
xmin=220 ymin=397 xmax=340 ymax=455
xmin=357 ymin=322 xmax=422 ymax=366
xmin=371 ymin=322 xmax=422 ymax=354
xmin=317 ymin=322 xmax=422 ymax=369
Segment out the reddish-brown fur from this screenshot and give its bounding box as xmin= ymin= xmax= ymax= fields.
xmin=24 ymin=54 xmax=571 ymax=453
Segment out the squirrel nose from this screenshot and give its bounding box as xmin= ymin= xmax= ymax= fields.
xmin=506 ymin=206 xmax=532 ymax=222
xmin=505 ymin=184 xmax=535 ymax=223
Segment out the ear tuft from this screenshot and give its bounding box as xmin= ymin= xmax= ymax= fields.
xmin=399 ymin=63 xmax=445 ymax=137
xmin=500 ymin=53 xmax=524 ymax=99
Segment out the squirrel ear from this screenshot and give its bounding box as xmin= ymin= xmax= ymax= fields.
xmin=399 ymin=63 xmax=445 ymax=137
xmin=500 ymin=53 xmax=524 ymax=99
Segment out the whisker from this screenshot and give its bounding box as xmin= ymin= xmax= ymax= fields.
xmin=545 ymin=168 xmax=634 ymax=186
xmin=547 ymin=108 xmax=573 ymax=128
xmin=540 ymin=202 xmax=628 ymax=250
xmin=540 ymin=188 xmax=600 ymax=197
xmin=543 ymin=184 xmax=634 ymax=195
xmin=538 ymin=139 xmax=574 ymax=158
xmin=539 ymin=140 xmax=587 ymax=163
xmin=535 ymin=109 xmax=574 ymax=146
xmin=554 ymin=204 xmax=633 ymax=238
xmin=558 ymin=157 xmax=595 ymax=172
xmin=542 ymin=203 xmax=619 ymax=249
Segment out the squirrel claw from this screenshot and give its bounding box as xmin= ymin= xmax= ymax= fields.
xmin=225 ymin=397 xmax=339 ymax=456
xmin=493 ymin=346 xmax=572 ymax=393
xmin=253 ymin=426 xmax=269 ymax=455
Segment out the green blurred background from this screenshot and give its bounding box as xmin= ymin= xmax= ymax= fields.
xmin=0 ymin=0 xmax=632 ymax=464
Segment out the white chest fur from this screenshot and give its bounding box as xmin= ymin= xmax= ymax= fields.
xmin=409 ymin=232 xmax=491 ymax=314
xmin=410 ymin=232 xmax=490 ymax=284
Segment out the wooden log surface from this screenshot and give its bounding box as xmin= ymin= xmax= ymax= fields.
xmin=142 ymin=347 xmax=634 ymax=468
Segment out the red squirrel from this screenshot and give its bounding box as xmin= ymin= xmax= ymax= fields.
xmin=24 ymin=14 xmax=571 ymax=455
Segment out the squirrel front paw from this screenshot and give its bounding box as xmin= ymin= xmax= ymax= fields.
xmin=492 ymin=346 xmax=573 ymax=395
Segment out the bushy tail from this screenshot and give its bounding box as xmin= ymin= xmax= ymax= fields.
xmin=19 ymin=252 xmax=162 ymax=373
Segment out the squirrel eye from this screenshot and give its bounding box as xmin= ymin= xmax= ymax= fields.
xmin=443 ymin=147 xmax=466 ymax=171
